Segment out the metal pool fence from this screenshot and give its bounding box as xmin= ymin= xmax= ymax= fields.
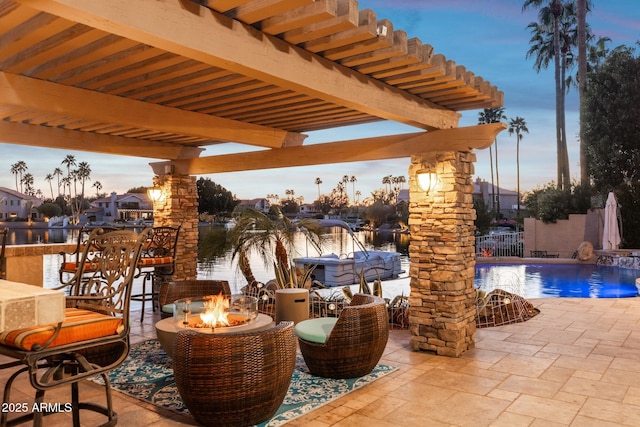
xmin=475 ymin=231 xmax=524 ymax=258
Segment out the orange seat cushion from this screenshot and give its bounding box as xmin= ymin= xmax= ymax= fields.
xmin=0 ymin=308 xmax=123 ymax=351
xmin=138 ymin=256 xmax=173 ymax=267
xmin=60 ymin=262 xmax=98 ymax=273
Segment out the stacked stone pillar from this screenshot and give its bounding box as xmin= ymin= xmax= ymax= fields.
xmin=150 ymin=174 xmax=198 ymax=281
xmin=408 ymin=151 xmax=477 ymax=357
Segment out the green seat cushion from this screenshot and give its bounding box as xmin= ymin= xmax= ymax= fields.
xmin=294 ymin=317 xmax=339 ymax=344
xmin=162 ymin=300 xmax=206 ymax=316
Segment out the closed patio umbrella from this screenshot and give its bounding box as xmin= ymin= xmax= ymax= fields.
xmin=602 ymin=192 xmax=621 ymax=250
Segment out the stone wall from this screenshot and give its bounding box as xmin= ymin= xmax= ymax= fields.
xmin=151 ymin=174 xmax=198 ymax=280
xmin=407 ymin=151 xmax=477 ymax=357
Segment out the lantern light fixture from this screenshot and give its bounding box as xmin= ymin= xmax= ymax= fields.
xmin=416 ymin=168 xmax=439 ymax=194
xmin=147 ymin=185 xmax=164 ymax=202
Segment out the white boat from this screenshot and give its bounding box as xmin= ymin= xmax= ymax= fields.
xmin=293 ymin=219 xmax=404 ymax=287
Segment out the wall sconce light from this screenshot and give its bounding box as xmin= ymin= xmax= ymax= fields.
xmin=416 ymin=168 xmax=439 ymax=194
xmin=147 ymin=185 xmax=164 ymax=202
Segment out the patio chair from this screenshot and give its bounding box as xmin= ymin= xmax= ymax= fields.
xmin=58 ymin=225 xmax=122 ymax=289
xmin=157 ymin=279 xmax=231 ymax=319
xmin=173 ymin=322 xmax=297 ymax=427
xmin=0 ymin=227 xmax=150 ymax=427
xmin=295 ymin=293 xmax=389 ymax=379
xmin=132 ymin=225 xmax=181 ymax=321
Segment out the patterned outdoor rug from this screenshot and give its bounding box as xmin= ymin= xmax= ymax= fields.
xmin=91 ymin=339 xmax=397 ymax=426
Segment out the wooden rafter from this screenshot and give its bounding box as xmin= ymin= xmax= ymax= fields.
xmin=150 ymin=123 xmax=506 ymax=175
xmin=17 ymin=0 xmax=460 ymax=131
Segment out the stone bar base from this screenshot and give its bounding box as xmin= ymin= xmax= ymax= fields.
xmin=408 ymin=152 xmax=477 ymax=357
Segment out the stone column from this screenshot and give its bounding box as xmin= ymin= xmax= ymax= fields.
xmin=408 ymin=151 xmax=477 ymax=357
xmin=151 ymin=174 xmax=198 ymax=281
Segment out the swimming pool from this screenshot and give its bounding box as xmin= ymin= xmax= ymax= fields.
xmin=475 ymin=263 xmax=640 ymax=298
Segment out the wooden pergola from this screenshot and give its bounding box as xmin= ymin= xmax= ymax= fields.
xmin=1 ymin=0 xmax=503 ymax=172
xmin=1 ymin=0 xmax=505 ymax=356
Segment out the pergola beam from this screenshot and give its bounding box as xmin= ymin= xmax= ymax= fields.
xmin=0 ymin=72 xmax=304 ymax=148
xmin=150 ymin=123 xmax=506 ymax=175
xmin=0 ymin=119 xmax=204 ymax=159
xmin=17 ymin=0 xmax=460 ymax=130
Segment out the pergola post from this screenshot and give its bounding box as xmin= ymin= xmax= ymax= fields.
xmin=150 ymin=174 xmax=199 ymax=281
xmin=408 ymin=151 xmax=477 ymax=357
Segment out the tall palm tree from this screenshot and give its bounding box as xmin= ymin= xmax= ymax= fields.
xmin=44 ymin=173 xmax=54 ymax=199
xmin=76 ymin=162 xmax=91 ymax=201
xmin=478 ymin=108 xmax=506 ymax=219
xmin=508 ymin=117 xmax=529 ymax=217
xmin=10 ymin=161 xmax=27 ymax=193
xmin=53 ymin=167 xmax=64 ymax=197
xmin=21 ymin=173 xmax=34 ymax=196
xmin=523 ymin=0 xmax=583 ymax=191
xmin=92 ymin=180 xmax=103 ymax=197
xmin=382 ymin=175 xmax=392 ymax=194
xmin=577 ymin=0 xmax=587 ymax=184
xmin=61 ymin=155 xmax=76 ymax=198
xmin=349 ymin=176 xmax=357 ymax=204
xmin=314 ymin=177 xmax=322 ymax=200
xmin=397 ymin=175 xmax=406 ymax=190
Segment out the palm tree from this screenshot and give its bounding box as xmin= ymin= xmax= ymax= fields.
xmin=523 ymin=0 xmax=583 ymax=191
xmin=314 ymin=177 xmax=322 ymax=200
xmin=382 ymin=175 xmax=392 ymax=194
xmin=53 ymin=167 xmax=64 ymax=197
xmin=397 ymin=175 xmax=406 ymax=190
xmin=478 ymin=108 xmax=506 ymax=219
xmin=577 ymin=0 xmax=587 ymax=184
xmin=508 ymin=116 xmax=529 ymax=217
xmin=21 ymin=173 xmax=35 ymax=196
xmin=76 ymin=161 xmax=91 ymax=201
xmin=227 ymin=207 xmax=326 ymax=287
xmin=92 ymin=181 xmax=103 ymax=197
xmin=285 ymin=189 xmax=294 ymax=200
xmin=44 ymin=173 xmax=54 ymax=199
xmin=349 ymin=176 xmax=357 ymax=204
xmin=10 ymin=161 xmax=27 ymax=193
xmin=61 ymin=155 xmax=76 ymax=198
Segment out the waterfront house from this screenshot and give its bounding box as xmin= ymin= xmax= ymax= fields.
xmin=0 ymin=187 xmax=42 ymax=221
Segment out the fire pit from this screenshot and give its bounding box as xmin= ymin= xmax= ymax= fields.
xmin=155 ymin=294 xmax=273 ymax=358
xmin=173 ymin=294 xmax=258 ymax=331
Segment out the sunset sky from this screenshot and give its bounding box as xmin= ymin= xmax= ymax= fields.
xmin=1 ymin=1 xmax=638 ymax=203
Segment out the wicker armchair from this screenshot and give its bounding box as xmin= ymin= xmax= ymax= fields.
xmin=173 ymin=322 xmax=297 ymax=427
xmin=0 ymin=228 xmax=150 ymax=426
xmin=157 ymin=279 xmax=231 ymax=318
xmin=295 ymin=293 xmax=389 ymax=379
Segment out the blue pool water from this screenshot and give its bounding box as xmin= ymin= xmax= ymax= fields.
xmin=475 ymin=263 xmax=640 ymax=298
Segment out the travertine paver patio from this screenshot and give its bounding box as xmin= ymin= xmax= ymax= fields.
xmin=2 ymin=297 xmax=640 ymax=426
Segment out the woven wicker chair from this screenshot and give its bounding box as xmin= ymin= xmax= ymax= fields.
xmin=173 ymin=322 xmax=296 ymax=427
xmin=296 ymin=293 xmax=389 ymax=379
xmin=0 ymin=228 xmax=150 ymax=427
xmin=157 ymin=279 xmax=231 ymax=319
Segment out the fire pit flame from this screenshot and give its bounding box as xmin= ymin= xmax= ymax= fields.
xmin=199 ymin=293 xmax=231 ymax=328
xmin=173 ymin=294 xmax=258 ymax=331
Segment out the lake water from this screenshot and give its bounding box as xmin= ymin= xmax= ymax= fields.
xmin=42 ymin=226 xmax=411 ymax=292
xmin=2 ymin=226 xmax=80 ymax=246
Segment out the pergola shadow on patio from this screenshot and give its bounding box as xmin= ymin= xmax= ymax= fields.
xmin=1 ymin=0 xmax=506 ymax=355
